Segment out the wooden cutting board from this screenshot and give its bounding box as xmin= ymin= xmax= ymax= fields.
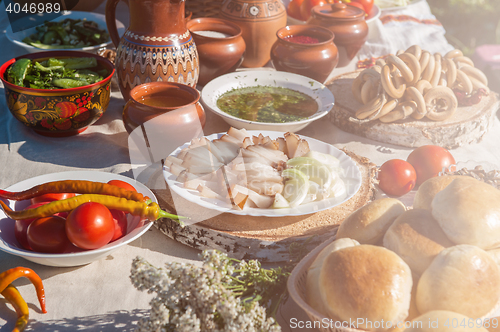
xmin=152 ymin=149 xmax=376 ymax=263
xmin=328 ymin=71 xmax=500 ymax=149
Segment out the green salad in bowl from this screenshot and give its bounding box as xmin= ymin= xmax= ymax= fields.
xmin=22 ymin=18 xmax=109 ymax=50
xmin=6 ymin=57 xmax=108 ymax=89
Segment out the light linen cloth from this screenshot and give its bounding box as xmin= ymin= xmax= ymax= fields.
xmin=358 ymin=0 xmax=454 ymax=67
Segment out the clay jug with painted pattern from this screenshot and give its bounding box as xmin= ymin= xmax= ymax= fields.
xmin=106 ymin=0 xmax=199 ymax=101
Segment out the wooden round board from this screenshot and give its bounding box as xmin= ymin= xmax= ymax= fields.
xmin=153 ymin=149 xmax=376 ymax=263
xmin=328 ymin=71 xmax=500 ymax=149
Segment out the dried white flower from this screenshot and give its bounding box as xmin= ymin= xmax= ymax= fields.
xmin=130 ymin=251 xmax=284 ymax=332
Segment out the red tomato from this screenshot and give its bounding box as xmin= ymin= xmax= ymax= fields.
xmin=15 ymin=202 xmax=68 ymax=250
xmin=352 ymin=0 xmax=373 ymax=13
xmin=300 ymin=0 xmax=327 ymax=21
xmin=378 ymin=159 xmax=417 ymax=197
xmin=15 ymin=202 xmax=47 ymax=250
xmin=66 ymin=202 xmax=115 ymax=250
xmin=406 ymin=145 xmax=456 ymax=186
xmin=27 ymin=216 xmax=72 ymax=253
xmin=347 ymin=1 xmax=365 ymax=12
xmin=31 ymin=192 xmax=76 ymax=205
xmin=107 ymin=180 xmax=137 ymax=192
xmin=287 ymin=1 xmax=303 ymax=20
xmin=109 ymin=209 xmax=128 ymax=242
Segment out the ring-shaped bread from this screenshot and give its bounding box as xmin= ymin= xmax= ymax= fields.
xmin=405 ymin=45 xmax=422 ymax=61
xmin=442 ymin=58 xmax=457 ymax=87
xmin=398 ymin=52 xmax=421 ymax=86
xmin=379 ymin=100 xmax=416 ymax=123
xmin=429 ymin=53 xmax=442 ymax=87
xmin=424 ymin=86 xmax=458 ymax=121
xmin=455 ymin=69 xmax=473 ymax=94
xmin=381 ymin=64 xmax=406 ymax=99
xmin=386 ymin=55 xmax=414 ymax=84
xmin=405 ymin=86 xmax=427 ymax=119
xmin=421 ymin=52 xmax=436 ymax=82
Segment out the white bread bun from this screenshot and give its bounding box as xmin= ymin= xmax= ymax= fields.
xmin=383 ymin=209 xmax=454 ymax=276
xmin=416 ymin=244 xmax=500 ymax=318
xmin=413 ymin=176 xmax=460 ymax=210
xmin=306 ymin=238 xmax=359 ymax=316
xmin=310 ymin=245 xmax=412 ymax=331
xmin=488 ymin=247 xmax=500 ymax=267
xmin=431 ymin=177 xmax=500 ymax=249
xmin=337 ymin=198 xmax=406 ymax=244
xmin=404 ymin=310 xmax=489 ymax=331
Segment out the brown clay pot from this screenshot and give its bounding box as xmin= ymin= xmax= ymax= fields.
xmin=106 ymin=0 xmax=199 ymax=101
xmin=122 ymin=82 xmax=206 ymax=134
xmin=307 ymin=3 xmax=368 ymax=67
xmin=186 ymin=18 xmax=246 ymax=86
xmin=270 ymin=25 xmax=338 ymax=83
xmin=220 ymin=0 xmax=287 ymax=68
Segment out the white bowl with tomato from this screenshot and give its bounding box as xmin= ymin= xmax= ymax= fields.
xmin=0 ymin=171 xmax=156 ymax=267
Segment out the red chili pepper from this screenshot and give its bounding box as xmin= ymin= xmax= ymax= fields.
xmin=0 ymin=194 xmax=185 ymax=225
xmin=0 ymin=267 xmax=47 ymax=314
xmin=0 ymin=180 xmax=148 ymax=202
xmin=1 ymin=283 xmax=30 ymax=332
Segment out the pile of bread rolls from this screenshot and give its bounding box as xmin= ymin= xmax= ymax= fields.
xmin=306 ymin=175 xmax=500 ymax=331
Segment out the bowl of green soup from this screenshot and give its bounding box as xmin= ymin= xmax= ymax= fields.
xmin=201 ymin=70 xmax=335 ymax=132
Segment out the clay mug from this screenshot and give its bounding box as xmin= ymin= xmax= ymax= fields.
xmin=220 ymin=0 xmax=287 ymax=68
xmin=106 ymin=0 xmax=199 ymax=101
xmin=307 ymin=3 xmax=368 ymax=67
xmin=187 ymin=18 xmax=246 ymax=86
xmin=122 ymin=82 xmax=206 ymax=135
xmin=271 ymin=25 xmax=338 ymax=84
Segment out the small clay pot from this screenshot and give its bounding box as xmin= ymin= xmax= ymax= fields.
xmin=123 ymin=82 xmax=206 ymax=134
xmin=187 ymin=18 xmax=246 ymax=86
xmin=307 ymin=3 xmax=368 ymax=67
xmin=271 ymin=25 xmax=338 ymax=84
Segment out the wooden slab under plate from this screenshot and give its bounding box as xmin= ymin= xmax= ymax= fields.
xmin=328 ymin=71 xmax=500 ymax=149
xmin=152 ymin=149 xmax=376 ymax=263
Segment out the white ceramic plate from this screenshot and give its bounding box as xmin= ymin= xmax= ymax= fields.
xmin=0 ymin=171 xmax=155 ymax=267
xmin=201 ymin=71 xmax=335 ymax=133
xmin=163 ymin=131 xmax=362 ymax=217
xmin=6 ymin=11 xmax=125 ymax=53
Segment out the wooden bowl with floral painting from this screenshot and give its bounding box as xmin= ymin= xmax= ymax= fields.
xmin=0 ymin=51 xmax=115 ymax=137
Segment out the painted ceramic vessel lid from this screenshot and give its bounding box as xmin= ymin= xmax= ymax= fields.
xmin=311 ymin=3 xmax=365 ymax=21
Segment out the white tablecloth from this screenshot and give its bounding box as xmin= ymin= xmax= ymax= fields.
xmin=0 ymin=1 xmax=499 ymax=331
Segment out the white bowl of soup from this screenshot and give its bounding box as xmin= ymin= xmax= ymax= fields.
xmin=201 ymin=71 xmax=335 ymax=132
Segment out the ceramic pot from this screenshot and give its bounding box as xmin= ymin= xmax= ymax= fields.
xmin=220 ymin=0 xmax=287 ymax=68
xmin=307 ymin=3 xmax=368 ymax=67
xmin=270 ymin=25 xmax=338 ymax=83
xmin=187 ymin=18 xmax=246 ymax=86
xmin=106 ymin=0 xmax=199 ymax=101
xmin=122 ymin=82 xmax=206 ymax=134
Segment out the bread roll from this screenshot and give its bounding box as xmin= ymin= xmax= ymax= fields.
xmin=431 ymin=177 xmax=500 ymax=249
xmin=416 ymin=244 xmax=500 ymax=318
xmin=310 ymin=245 xmax=412 ymax=331
xmin=337 ymin=198 xmax=406 ymax=244
xmin=488 ymin=247 xmax=500 ymax=267
xmin=413 ymin=176 xmax=460 ymax=210
xmin=306 ymin=238 xmax=359 ymax=316
xmin=404 ymin=310 xmax=489 ymax=331
xmin=383 ymin=209 xmax=454 ymax=276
